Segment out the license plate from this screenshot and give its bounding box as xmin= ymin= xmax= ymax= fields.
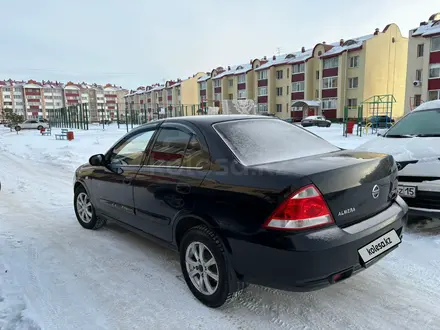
xmin=358 ymin=230 xmax=401 ymax=263
xmin=398 ymin=185 xmax=416 ymax=198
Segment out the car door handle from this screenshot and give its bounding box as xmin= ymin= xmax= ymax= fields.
xmin=176 ymin=183 xmax=191 ymax=194
xmin=123 ymin=176 xmax=133 ymax=185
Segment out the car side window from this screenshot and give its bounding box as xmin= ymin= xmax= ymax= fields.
xmin=148 ymin=128 xmax=191 ymax=167
xmin=30 ymin=120 xmax=38 ymax=123
xmin=109 ymin=130 xmax=155 ymax=166
xmin=181 ymin=135 xmax=210 ymax=169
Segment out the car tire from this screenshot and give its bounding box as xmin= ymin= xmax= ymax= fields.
xmin=37 ymin=125 xmax=43 ymax=130
xmin=180 ymin=225 xmax=246 ymax=308
xmin=14 ymin=126 xmax=21 ymax=131
xmin=326 ymin=123 xmax=331 ymax=127
xmin=74 ymin=186 xmax=105 ymax=230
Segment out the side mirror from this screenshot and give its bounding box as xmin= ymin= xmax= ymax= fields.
xmin=89 ymin=154 xmax=105 ymax=166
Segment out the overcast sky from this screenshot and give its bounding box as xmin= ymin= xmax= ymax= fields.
xmin=1 ymin=0 xmax=438 ymax=89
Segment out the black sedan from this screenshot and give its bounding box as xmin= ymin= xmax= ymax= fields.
xmin=301 ymin=115 xmax=332 ymax=127
xmin=73 ymin=115 xmax=407 ymax=308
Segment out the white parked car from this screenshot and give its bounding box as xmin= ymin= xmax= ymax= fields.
xmin=356 ymin=100 xmax=440 ymax=219
xmin=15 ymin=119 xmax=50 ymax=131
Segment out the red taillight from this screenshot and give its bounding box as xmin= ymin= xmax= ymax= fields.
xmin=264 ymin=184 xmax=334 ymax=230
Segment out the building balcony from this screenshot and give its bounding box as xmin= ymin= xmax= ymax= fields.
xmin=323 ymin=67 xmax=339 ymax=78
xmin=322 ymin=88 xmax=337 ymax=98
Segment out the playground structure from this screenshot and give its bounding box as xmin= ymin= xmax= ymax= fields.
xmin=343 ymin=94 xmax=396 ymax=137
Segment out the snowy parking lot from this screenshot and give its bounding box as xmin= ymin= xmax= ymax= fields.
xmin=1 ymin=123 xmax=440 ymax=330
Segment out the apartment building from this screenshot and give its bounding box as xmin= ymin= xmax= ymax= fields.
xmin=251 ymin=24 xmax=408 ymax=120
xmin=0 ymin=80 xmax=26 ymax=118
xmin=208 ymin=64 xmax=255 ymax=107
xmin=253 ymin=50 xmax=314 ymax=117
xmin=125 ymin=73 xmax=204 ymax=119
xmin=405 ymin=12 xmax=440 ymax=112
xmin=180 ymin=72 xmax=205 ymax=113
xmin=194 ymin=23 xmax=406 ymax=120
xmin=198 ymin=73 xmax=212 ymax=108
xmin=42 ymin=81 xmax=64 ymax=114
xmin=0 ymin=79 xmax=127 ymax=121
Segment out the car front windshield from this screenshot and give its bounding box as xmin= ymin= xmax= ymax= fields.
xmin=385 ymin=109 xmax=440 ymax=137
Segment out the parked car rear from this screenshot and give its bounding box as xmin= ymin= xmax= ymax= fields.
xmin=73 ymin=115 xmax=407 ymax=308
xmin=301 ymin=115 xmax=331 ymax=127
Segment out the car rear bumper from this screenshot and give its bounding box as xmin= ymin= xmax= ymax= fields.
xmin=399 ymin=180 xmax=440 ymax=218
xmin=228 ymin=196 xmax=408 ymax=292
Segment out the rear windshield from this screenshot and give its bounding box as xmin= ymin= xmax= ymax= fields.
xmin=213 ymin=118 xmax=340 ymax=166
xmin=385 ymin=109 xmax=440 ymax=137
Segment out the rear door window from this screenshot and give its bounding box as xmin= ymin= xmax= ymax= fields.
xmin=148 ymin=128 xmax=191 ymax=167
xmin=213 ymin=118 xmax=340 ymax=166
xmin=181 ymin=135 xmax=210 ymax=169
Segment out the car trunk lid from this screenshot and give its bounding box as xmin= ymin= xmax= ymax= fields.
xmin=253 ymin=150 xmax=398 ymax=227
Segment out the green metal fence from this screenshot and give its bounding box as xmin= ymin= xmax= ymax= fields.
xmin=45 ymin=103 xmax=217 ymax=132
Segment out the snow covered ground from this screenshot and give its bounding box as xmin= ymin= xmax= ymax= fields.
xmin=1 ymin=123 xmax=440 ymax=330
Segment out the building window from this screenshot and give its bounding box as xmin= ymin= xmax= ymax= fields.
xmin=228 ymin=94 xmax=233 ymax=100
xmin=349 ymin=56 xmax=359 ymax=68
xmin=417 ymin=44 xmax=424 ymax=57
xmin=431 ymin=36 xmax=440 ymax=52
xmin=3 ymin=95 xmax=11 ymax=99
xmin=323 ymin=77 xmax=338 ymax=89
xmin=214 ymin=93 xmax=221 ymax=100
xmin=276 ymin=87 xmax=283 ymax=96
xmin=213 ymin=79 xmax=221 ymax=87
xmin=258 ymin=86 xmax=268 ymax=96
xmin=315 ymin=90 xmax=319 ymax=98
xmin=238 ymin=74 xmax=246 ymax=83
xmin=286 ymin=103 xmax=289 ymax=113
xmin=416 ymin=69 xmax=423 ymax=81
xmin=258 ymin=70 xmax=268 ymax=80
xmin=414 ymin=94 xmax=422 ymax=106
xmin=292 ymin=81 xmax=305 ymax=92
xmin=347 ymin=98 xmax=358 ymax=108
xmin=276 ymin=70 xmax=283 ymax=79
xmin=3 ymin=87 xmax=11 ymax=92
xmin=428 ymin=90 xmax=440 ymax=101
xmin=287 ymin=68 xmax=289 ymax=76
xmin=286 ymin=86 xmax=289 ymax=94
xmin=276 ymin=104 xmax=282 ymax=113
xmin=228 ymin=79 xmax=233 ymax=87
xmin=292 ymin=63 xmax=305 ymax=74
xmin=348 ymin=77 xmax=359 ymax=89
xmin=238 ymin=90 xmax=247 ymax=99
xmin=322 ymin=98 xmax=337 ymax=109
xmin=323 ymin=57 xmax=338 ymax=69
xmin=200 ymin=82 xmax=207 ymax=90
xmin=429 ymin=63 xmax=440 ymax=78
xmin=316 ymin=71 xmax=319 ymax=79
xmin=257 ymin=103 xmax=268 ymax=113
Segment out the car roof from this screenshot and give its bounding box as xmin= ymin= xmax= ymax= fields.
xmin=413 ymin=100 xmax=440 ymax=112
xmin=134 ymin=115 xmax=278 ymax=131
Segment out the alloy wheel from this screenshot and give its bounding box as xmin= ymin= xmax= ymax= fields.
xmin=185 ymin=241 xmax=219 ymax=295
xmin=76 ymin=192 xmax=93 ymax=224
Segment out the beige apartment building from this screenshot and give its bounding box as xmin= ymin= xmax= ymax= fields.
xmin=197 ymin=23 xmax=407 ymax=120
xmin=405 ymin=12 xmax=440 ymax=113
xmin=252 ymin=23 xmax=408 ymax=120
xmin=126 ymin=72 xmax=204 ymax=119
